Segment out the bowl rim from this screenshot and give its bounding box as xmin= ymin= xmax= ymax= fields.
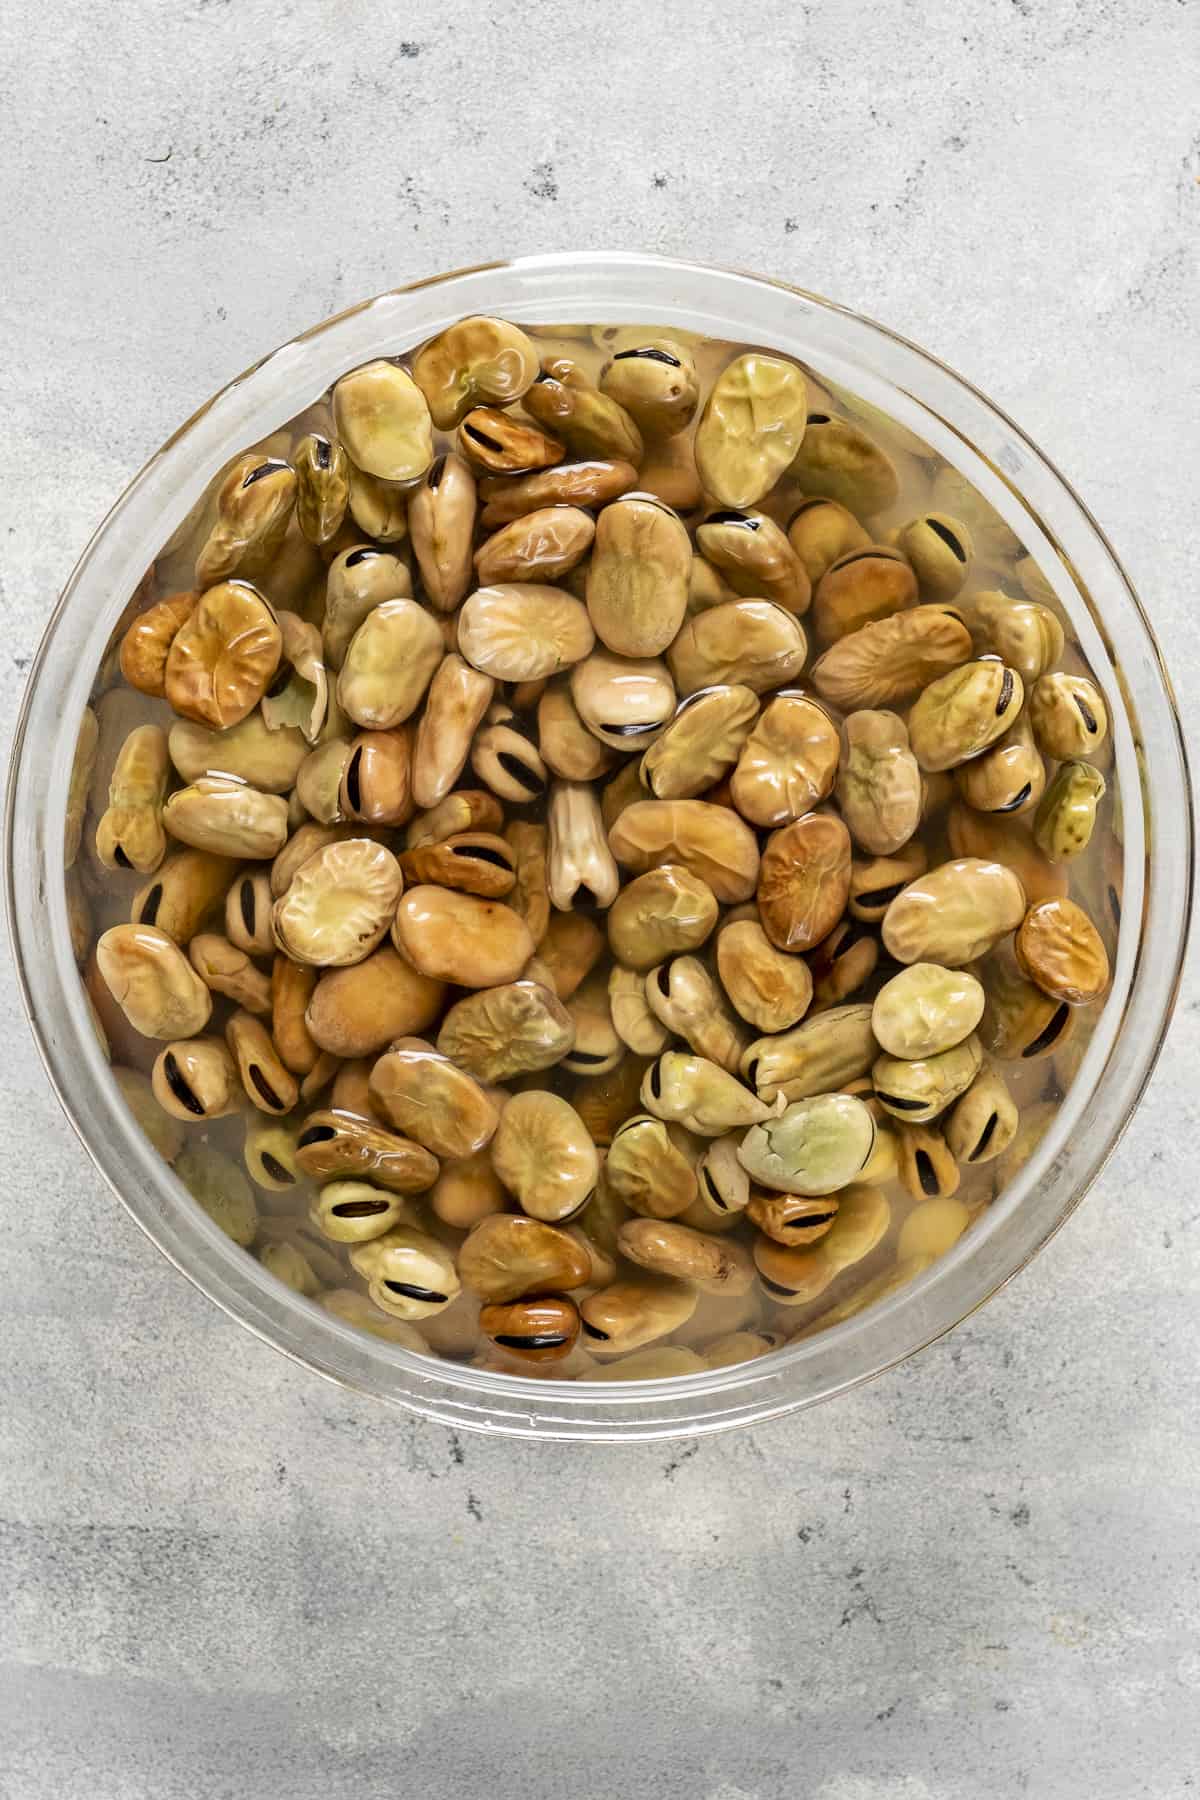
xmin=6 ymin=248 xmax=1194 ymax=1441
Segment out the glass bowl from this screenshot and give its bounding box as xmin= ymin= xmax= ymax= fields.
xmin=6 ymin=252 xmax=1192 ymax=1441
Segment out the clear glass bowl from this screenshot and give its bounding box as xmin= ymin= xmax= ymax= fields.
xmin=6 ymin=252 xmax=1192 ymax=1441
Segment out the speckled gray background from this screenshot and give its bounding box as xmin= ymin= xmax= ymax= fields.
xmin=2 ymin=2 xmax=1199 ymax=1795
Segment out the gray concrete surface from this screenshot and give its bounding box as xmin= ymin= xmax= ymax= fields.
xmin=2 ymin=2 xmax=1199 ymax=1795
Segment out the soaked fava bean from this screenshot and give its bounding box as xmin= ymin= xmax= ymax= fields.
xmin=65 ymin=705 xmax=98 ymax=868
xmin=954 ymin=711 xmax=1044 ymax=816
xmin=872 ymin=1033 xmax=982 ymax=1124
xmin=646 ymin=956 xmax=748 ymax=1074
xmin=407 ymin=452 xmax=476 ymax=613
xmin=730 ymin=692 xmax=839 ymax=828
xmin=609 ymin=964 xmax=671 ymax=1057
xmin=578 ymin=1345 xmax=706 ymax=1378
xmin=165 ymin=581 xmax=282 ymax=729
xmin=757 ymin=813 xmax=852 ymax=952
xmin=330 ymin=1057 xmax=377 ymax=1119
xmin=547 ymin=780 xmax=620 ymax=911
xmin=523 ymin=356 xmax=643 ymax=463
xmin=491 ymin=1090 xmax=598 ymax=1223
xmin=807 ymin=917 xmax=878 ymax=1013
xmin=399 ymin=832 xmax=517 ymax=900
xmin=598 ymin=337 xmax=698 ymax=437
xmin=667 ymin=599 xmax=807 ymax=696
xmin=338 ymin=598 xmax=443 ymax=728
xmin=460 ymin=1213 xmax=592 ymax=1303
xmin=570 ymin=651 xmax=675 ymax=751
xmin=641 ymin=1051 xmax=770 ymax=1137
xmin=882 ymin=857 xmax=1026 ymax=967
xmin=258 ymin=1243 xmax=320 ymax=1295
xmin=600 ymin=758 xmax=649 ymax=836
xmin=754 ymin=1183 xmax=891 ymax=1305
xmin=333 ymin=360 xmax=433 ymax=483
xmin=412 ymin=316 xmax=539 ymax=429
xmin=695 ymin=508 xmax=811 ymax=614
xmin=717 ymin=919 xmax=813 ymax=1033
xmin=702 ymin=1329 xmax=784 ymax=1368
xmin=503 ymin=820 xmax=550 ymax=948
xmin=605 ymin=1114 xmax=699 ymax=1219
xmin=791 ymin=413 xmax=899 ymax=516
xmin=164 ymin=776 xmax=289 ymax=860
xmin=311 ymin=1179 xmax=409 ymax=1244
xmin=836 ymin=710 xmax=921 ymax=856
xmin=747 ymin=1190 xmax=840 ymax=1246
xmin=350 ymin=1226 xmax=460 ymax=1320
xmin=639 ymin=434 xmax=704 ymax=513
xmin=271 ymin=956 xmax=319 ymax=1074
xmin=572 ymin=1055 xmax=651 ymax=1148
xmin=641 ymin=685 xmax=760 ymax=801
xmin=945 ymin=1065 xmax=1018 ymax=1166
xmin=114 ymin=1065 xmax=186 ymax=1163
xmin=607 ymin=865 xmax=719 ymax=972
xmin=742 ymin=1003 xmax=878 ymax=1105
xmin=120 ymin=591 xmax=197 ymax=697
xmin=296 ymin=1109 xmax=438 ymax=1193
xmin=272 ymin=837 xmax=403 ymax=967
xmin=262 ymin=612 xmax=328 ymax=744
xmin=693 ymin=1135 xmax=751 ymax=1219
xmin=962 ymin=591 xmax=1064 ymax=685
xmin=169 ymin=710 xmax=308 ymax=794
xmin=429 ymin=1150 xmax=505 ymax=1230
xmin=977 ymin=941 xmax=1075 ymax=1061
xmin=561 ymin=977 xmax=622 ymax=1076
xmin=243 ymin=1118 xmax=301 ymax=1191
xmin=1034 ymin=760 xmax=1106 ymax=863
xmin=586 ymin=493 xmax=691 ymax=659
xmin=97 ymin=923 xmax=212 ymax=1039
xmin=474 ymin=506 xmax=595 ymax=587
xmin=437 ymin=980 xmax=575 ymax=1083
xmin=225 ymin=1009 xmax=299 ymax=1114
xmin=195 ymin=456 xmax=297 ymax=589
xmin=305 ymin=945 xmax=444 ymax=1058
xmin=322 ymin=545 xmax=411 ymax=670
xmin=688 ymin=554 xmax=740 ymax=613
xmin=537 ymin=680 xmax=618 ymax=781
xmin=133 ymin=847 xmax=237 ymax=946
xmin=393 ymin=886 xmax=533 ymax=987
xmin=95 ymin=724 xmax=170 ymax=874
xmin=176 ymin=1144 xmax=257 ymax=1246
xmin=189 ymin=932 xmax=272 ymax=1014
xmin=619 ymin=1217 xmax=755 ymax=1296
xmin=478 ymin=458 xmax=639 ymax=527
xmin=152 ymin=1036 xmax=240 ymax=1121
xmin=320 ymin=1288 xmax=430 ymax=1350
xmin=897 ymin=1195 xmax=970 ymax=1261
xmin=458 ymin=583 xmax=594 ymax=682
xmin=579 ymin=1275 xmax=698 ymax=1354
xmin=891 ymin=513 xmax=972 ymax=601
xmin=457 ymin=405 xmax=563 ymax=475
xmin=1015 ymin=897 xmax=1109 ymax=1005
xmin=738 ymin=1092 xmax=876 ymax=1195
xmin=810 ymin=605 xmax=973 ymax=710
xmin=872 ymin=963 xmax=985 ymax=1060
xmin=479 ymin=1296 xmax=581 ymax=1365
xmin=946 ymin=802 xmax=1067 ymax=906
xmin=812 ymin=546 xmax=917 ymax=646
xmin=371 ymin=1036 xmax=501 ymax=1159
xmin=694 ymin=352 xmax=808 ymax=508
xmin=786 ymin=497 xmax=871 ymax=585
xmin=608 ymin=799 xmax=759 ymax=904
xmin=908 ymin=659 xmax=1024 ymax=772
xmin=293 ymin=432 xmax=349 ymax=545
xmin=1029 ymin=672 xmax=1108 ymax=760
xmin=340 ymin=727 xmax=413 ymax=827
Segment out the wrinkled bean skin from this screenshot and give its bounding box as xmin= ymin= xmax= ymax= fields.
xmin=730 ymin=694 xmax=839 ymax=828
xmin=872 ymin=963 xmax=985 ymax=1060
xmin=609 ymin=799 xmax=760 ymax=904
xmin=835 ymin=710 xmax=922 ymax=856
xmin=742 ymin=1003 xmax=878 ymax=1104
xmin=458 ymin=584 xmax=595 ymax=682
xmin=646 ymin=955 xmax=748 ymax=1073
xmin=954 ymin=711 xmax=1045 ymax=816
xmin=272 ymin=837 xmax=404 ymax=967
xmin=908 ymin=659 xmax=1024 ymax=772
xmin=717 ymin=918 xmax=813 ymax=1033
xmin=667 ymin=600 xmax=807 ymax=697
xmin=977 ymin=942 xmax=1076 ymax=1061
xmin=1033 ymin=761 xmax=1107 ymax=863
xmin=412 ymin=316 xmax=540 ymax=429
xmin=437 ymin=981 xmax=575 ymax=1084
xmin=606 ymin=865 xmax=719 ymax=972
xmin=945 ymin=1066 xmax=1018 ymax=1166
xmin=294 ymin=432 xmax=350 ymax=545
xmin=786 ymin=497 xmax=870 ymax=585
xmin=407 ymin=452 xmax=477 ymax=612
xmin=871 ymin=1033 xmax=983 ymax=1125
xmin=641 ymin=685 xmax=760 ymax=801
xmin=641 ymin=1051 xmax=770 ymax=1136
xmin=738 ymin=1092 xmax=876 ymax=1195
xmin=478 ymin=459 xmax=639 ymax=527
xmin=882 ymin=858 xmax=1026 ymax=967
xmin=459 ymin=1213 xmax=592 ymax=1303
xmin=195 ymin=456 xmax=297 ymax=589
xmin=165 ymin=582 xmax=283 ymax=730
xmin=812 ymin=547 xmax=917 ymax=646
xmin=605 ymin=1114 xmax=698 ymax=1220
xmin=474 ymin=506 xmax=595 ymax=586
xmin=791 ymin=414 xmax=899 ymax=516
xmin=411 ymin=654 xmax=495 ymax=810
xmin=694 ymin=353 xmax=809 ymax=509
xmin=618 ymin=1217 xmax=755 ymax=1296
xmin=1028 ymin=672 xmax=1109 ymax=760
xmin=120 ymin=592 xmax=197 ymax=697
xmin=579 ymin=1275 xmax=698 ymax=1354
xmin=96 ymin=923 xmax=213 ymax=1039
xmin=810 ymin=606 xmax=972 ymax=710
xmin=598 ymin=338 xmax=698 ymax=437
xmin=323 ymin=546 xmax=412 ymax=670
xmin=695 ymin=508 xmax=811 ymax=615
xmin=370 ymin=1037 xmax=501 ymax=1160
xmin=964 ymin=592 xmax=1064 ymax=685
xmin=757 ymin=813 xmax=852 ymax=952
xmin=586 ymin=495 xmax=692 ymax=659
xmin=1015 ymin=897 xmax=1110 ymax=1005
xmin=522 ymin=357 xmax=643 ymax=463
xmin=491 ymin=1090 xmax=599 ymax=1223
xmin=95 ymin=724 xmax=170 ymax=874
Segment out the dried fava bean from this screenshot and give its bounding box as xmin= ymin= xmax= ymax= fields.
xmin=195 ymin=455 xmax=297 ymax=588
xmin=754 ymin=1183 xmax=891 ymax=1305
xmin=598 ymin=337 xmax=698 ymax=437
xmin=695 ymin=508 xmax=811 ymax=614
xmin=537 ymin=910 xmax=605 ymax=1000
xmin=547 ymin=780 xmax=620 ymax=911
xmin=641 ymin=1051 xmax=770 ymax=1136
xmin=310 ymin=1179 xmax=408 ymax=1244
xmin=407 ymin=789 xmax=503 ymax=848
xmin=120 ymin=592 xmax=197 ymax=696
xmin=491 ymin=1090 xmax=598 ymax=1223
xmin=272 ymin=837 xmax=404 ymax=967
xmin=429 ymin=1150 xmax=505 ymax=1229
xmin=226 ymin=1009 xmax=299 ymax=1114
xmin=470 ymin=709 xmax=549 ymax=804
xmin=478 ymin=458 xmax=639 ymax=526
xmin=945 ymin=802 xmax=1067 ymax=906
xmin=95 ymin=725 xmax=170 ymax=874
xmin=458 ymin=583 xmax=594 ymax=681
xmin=164 ymin=776 xmax=290 ymax=860
xmin=607 ymin=864 xmax=718 ymax=972
xmin=738 ymin=1092 xmax=875 ymax=1195
xmin=667 ymin=600 xmax=807 ymax=697
xmin=437 ymin=981 xmax=575 ymax=1084
xmin=806 ymin=917 xmax=878 ymax=1012
xmin=633 ymin=435 xmax=704 ymax=519
xmin=872 ymin=963 xmax=985 ymax=1059
xmin=176 ymin=1144 xmax=257 ymax=1246
xmin=340 ymin=727 xmax=413 ymax=827
xmin=1015 ymin=897 xmax=1109 ymax=1005
xmin=694 ymin=352 xmax=808 ymax=508
xmin=872 ymin=1033 xmax=982 ymax=1124
xmin=882 ymin=857 xmax=1025 ymax=967
xmin=475 ymin=506 xmax=595 ymax=587
xmin=786 ymin=497 xmax=871 ymax=586
xmin=908 ymin=659 xmax=1024 ymax=772
xmin=338 ymin=599 xmax=443 ymax=728
xmin=323 ymin=545 xmax=411 ymax=670
xmin=332 ymin=360 xmax=433 ymax=484
xmin=757 ymin=813 xmax=852 ymax=953
xmin=646 ymin=956 xmax=748 ymax=1073
xmin=152 ymin=1036 xmax=240 ymax=1121
xmin=586 ymin=493 xmax=692 ymax=659
xmin=717 ymin=919 xmax=813 ymax=1033
xmin=350 ymin=1227 xmax=460 ymax=1321
xmin=370 ymin=1036 xmax=500 ymax=1158
xmin=977 ymin=941 xmax=1075 ymax=1061
xmin=305 ymin=946 xmax=445 ymax=1057
xmin=791 ymin=414 xmax=899 ymax=516
xmin=165 ymin=582 xmax=283 ymax=729
xmin=189 ymin=932 xmax=272 ymax=1013
xmin=608 ymin=799 xmax=759 ymax=904
xmin=411 ymin=315 xmax=540 ymax=429
xmin=742 ymin=1004 xmax=877 ymax=1104
xmin=243 ymin=1117 xmax=301 ymax=1191
xmin=523 ymin=357 xmax=643 ymax=463
xmin=538 ymin=680 xmax=620 ymax=781
xmin=479 ymin=1296 xmax=581 ymax=1365
xmin=579 ymin=1275 xmax=698 ymax=1354
xmin=812 ymin=546 xmax=918 ymax=646
xmin=96 ymin=923 xmax=212 ymax=1039
xmin=569 ymin=651 xmax=676 ymax=751
xmin=730 ymin=693 xmax=839 ymax=829
xmin=890 ymin=513 xmax=972 ymax=601
xmin=1033 ymin=760 xmax=1106 ymax=862
xmin=810 ymin=605 xmax=973 ymax=711
xmin=605 ymin=1114 xmax=698 ymax=1219
xmin=641 ymin=685 xmax=760 ymax=801
xmin=1028 ymin=672 xmax=1108 ymax=760
xmin=619 ymin=1217 xmax=754 ymax=1296
xmin=295 ymin=1109 xmax=439 ymax=1193
xmin=410 ymin=653 xmax=494 ymax=810
xmin=459 ymin=1213 xmax=592 ymax=1303
xmin=961 ymin=591 xmax=1064 ymax=685
xmin=393 ymin=886 xmax=534 ymax=986
xmin=169 ymin=710 xmax=309 ymax=794
xmin=457 ymin=405 xmax=563 ymax=475
xmin=561 ymin=977 xmax=622 ymax=1075
xmin=399 ymin=831 xmax=517 ymax=899
xmin=893 ymin=1119 xmax=960 ymax=1200
xmin=954 ymin=710 xmax=1044 ymax=815
xmin=945 ymin=1065 xmax=1018 ymax=1165
xmin=748 ymin=1191 xmax=839 ymax=1245
xmin=609 ymin=964 xmax=671 ymax=1056
xmin=271 ymin=956 xmax=319 ymax=1074
xmin=836 ymin=710 xmax=921 ymax=856
xmin=293 ymin=432 xmax=349 ymax=545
